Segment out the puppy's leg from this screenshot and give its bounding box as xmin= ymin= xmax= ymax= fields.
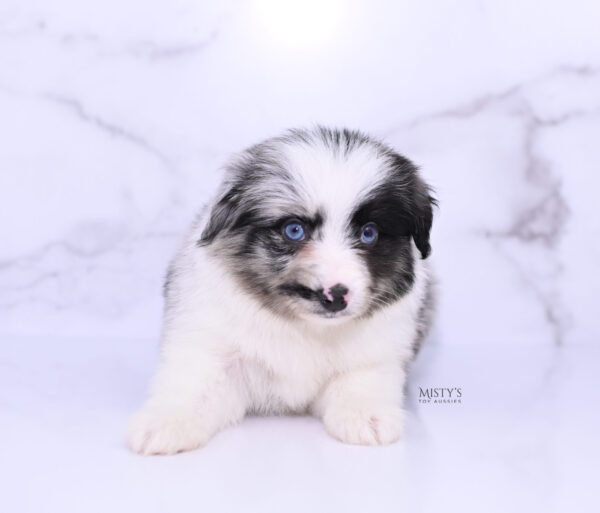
xmin=127 ymin=333 xmax=246 ymax=455
xmin=312 ymin=364 xmax=404 ymax=446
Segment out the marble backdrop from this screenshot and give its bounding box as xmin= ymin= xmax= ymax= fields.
xmin=1 ymin=0 xmax=599 ymax=345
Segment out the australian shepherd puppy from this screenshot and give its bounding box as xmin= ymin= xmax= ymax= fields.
xmin=128 ymin=127 xmax=436 ymax=455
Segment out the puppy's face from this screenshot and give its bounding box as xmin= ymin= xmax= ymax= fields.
xmin=199 ymin=128 xmax=434 ymax=323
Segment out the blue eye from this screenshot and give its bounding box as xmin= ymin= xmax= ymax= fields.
xmin=360 ymin=223 xmax=378 ymax=244
xmin=284 ymin=221 xmax=306 ymax=241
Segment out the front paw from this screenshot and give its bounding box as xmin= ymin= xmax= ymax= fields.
xmin=323 ymin=406 xmax=403 ymax=446
xmin=127 ymin=405 xmax=210 ymax=455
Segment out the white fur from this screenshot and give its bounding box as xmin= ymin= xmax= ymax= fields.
xmin=128 ymin=137 xmax=430 ymax=454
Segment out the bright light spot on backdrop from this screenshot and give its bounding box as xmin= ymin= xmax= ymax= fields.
xmin=254 ymin=0 xmax=344 ymax=48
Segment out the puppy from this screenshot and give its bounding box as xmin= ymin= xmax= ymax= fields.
xmin=128 ymin=127 xmax=435 ymax=455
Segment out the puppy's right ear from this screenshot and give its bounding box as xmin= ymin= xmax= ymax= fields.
xmin=409 ymin=176 xmax=436 ymax=259
xmin=197 ymin=185 xmax=240 ymax=246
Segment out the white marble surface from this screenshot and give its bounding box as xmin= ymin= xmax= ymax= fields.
xmin=1 ymin=1 xmax=599 ymax=511
xmin=1 ymin=336 xmax=598 ymax=512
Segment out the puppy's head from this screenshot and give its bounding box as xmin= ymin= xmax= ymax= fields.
xmin=199 ymin=127 xmax=435 ymax=323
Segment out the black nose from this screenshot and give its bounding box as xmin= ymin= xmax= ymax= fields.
xmin=318 ymin=284 xmax=349 ymax=313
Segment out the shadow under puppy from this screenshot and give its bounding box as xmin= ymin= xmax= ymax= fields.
xmin=128 ymin=127 xmax=436 ymax=455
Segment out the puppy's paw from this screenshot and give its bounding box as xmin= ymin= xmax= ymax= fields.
xmin=127 ymin=406 xmax=210 ymax=456
xmin=323 ymin=406 xmax=403 ymax=446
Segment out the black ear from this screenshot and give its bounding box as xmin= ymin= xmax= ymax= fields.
xmin=197 ymin=185 xmax=241 ymax=246
xmin=410 ymin=176 xmax=436 ymax=259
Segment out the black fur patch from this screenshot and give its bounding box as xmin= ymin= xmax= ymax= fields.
xmin=349 ymin=190 xmax=416 ymax=315
xmin=279 ymin=282 xmax=318 ymax=301
xmin=348 ymin=153 xmax=435 ymax=314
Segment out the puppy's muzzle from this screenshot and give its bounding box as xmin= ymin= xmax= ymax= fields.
xmin=279 ymin=282 xmax=351 ymax=314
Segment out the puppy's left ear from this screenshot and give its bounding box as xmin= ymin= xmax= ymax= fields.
xmin=197 ymin=183 xmax=241 ymax=246
xmin=410 ymin=175 xmax=436 ymax=259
